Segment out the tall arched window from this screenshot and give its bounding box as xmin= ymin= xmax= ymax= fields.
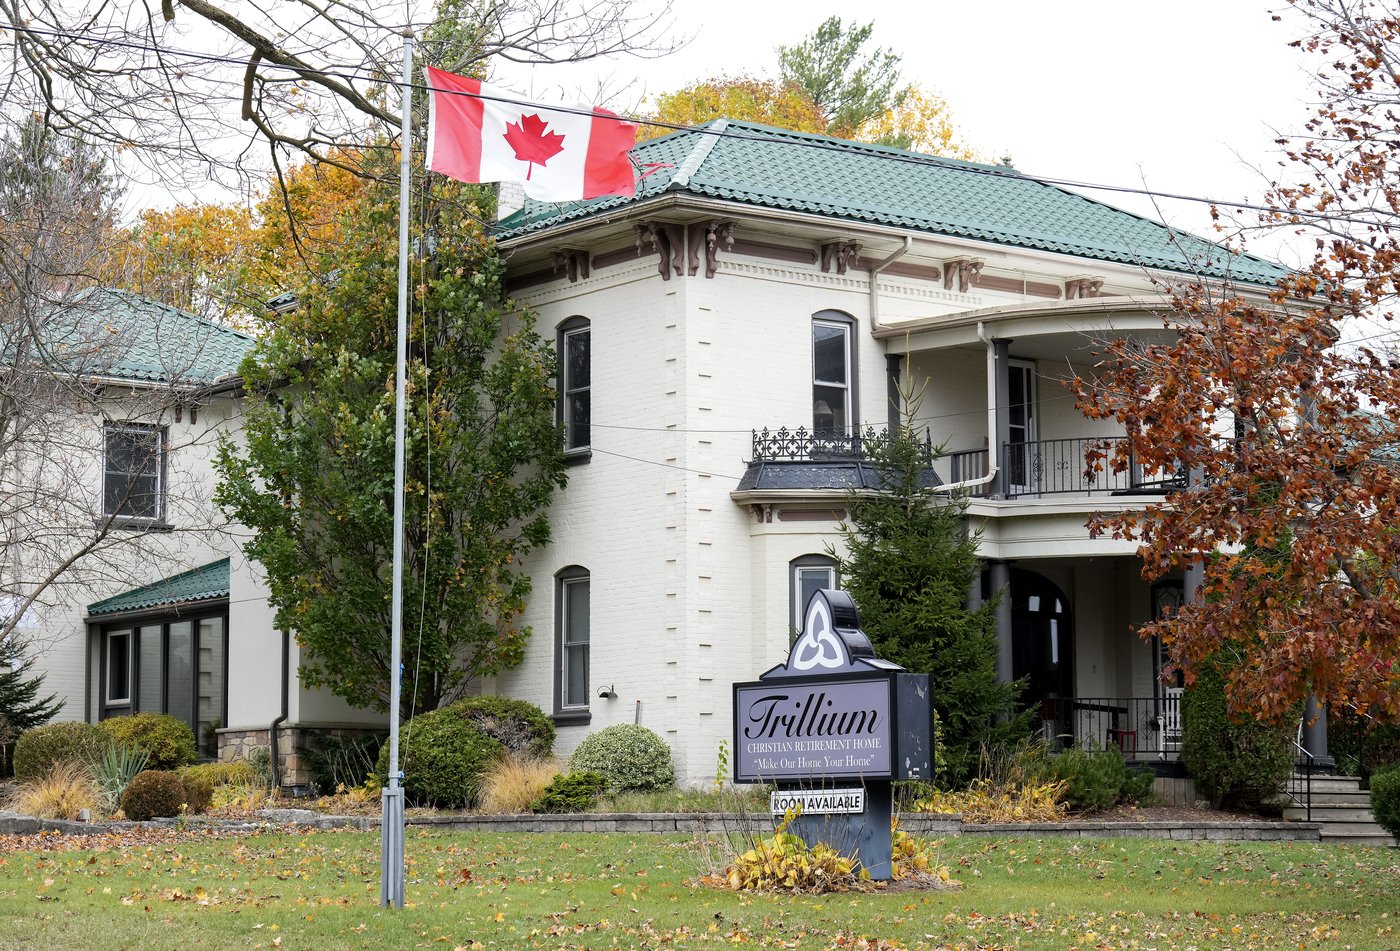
xmin=558 ymin=316 xmax=590 ymax=457
xmin=812 ymin=311 xmax=857 ymax=435
xmin=554 ymin=565 xmax=591 ymax=721
xmin=790 ymin=553 xmax=838 ymax=640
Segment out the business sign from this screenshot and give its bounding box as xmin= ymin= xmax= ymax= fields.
xmin=731 ymin=588 xmax=933 ymax=882
xmin=734 ymin=677 xmax=892 ymax=782
xmin=770 ymin=787 xmax=865 ymax=815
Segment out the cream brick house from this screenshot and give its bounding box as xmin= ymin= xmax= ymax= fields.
xmin=483 ymin=120 xmax=1296 ymax=785
xmin=29 ymin=122 xmax=1311 ymax=790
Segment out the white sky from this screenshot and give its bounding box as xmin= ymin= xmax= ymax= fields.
xmin=496 ymin=0 xmax=1318 ymax=268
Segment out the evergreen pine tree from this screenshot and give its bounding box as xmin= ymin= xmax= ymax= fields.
xmin=0 ymin=636 xmax=63 ymax=773
xmin=836 ymin=396 xmax=1026 ymax=786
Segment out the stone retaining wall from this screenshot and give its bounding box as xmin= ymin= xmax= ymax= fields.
xmin=0 ymin=810 xmax=1324 ymax=843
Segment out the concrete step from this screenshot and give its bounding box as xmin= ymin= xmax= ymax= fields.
xmin=1284 ymin=805 xmax=1376 ymax=823
xmin=1302 ymin=791 xmax=1373 ymax=806
xmin=1293 ymin=775 xmax=1365 ymax=793
xmin=1320 ymin=831 xmax=1397 ymax=848
xmin=1313 ymin=819 xmax=1391 ymax=837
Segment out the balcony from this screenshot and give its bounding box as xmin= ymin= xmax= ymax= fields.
xmin=742 ymin=430 xmax=1184 ymax=499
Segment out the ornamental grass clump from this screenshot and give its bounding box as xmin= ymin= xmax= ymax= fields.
xmin=567 ymin=724 xmax=674 ymax=792
xmin=477 ymin=754 xmax=559 ymax=814
xmin=914 ymin=776 xmax=1068 ymax=823
xmin=12 ymin=760 xmax=99 ymax=820
xmin=89 ymin=743 xmax=149 ymax=814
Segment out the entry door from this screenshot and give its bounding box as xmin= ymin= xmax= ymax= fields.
xmin=1007 ymin=360 xmax=1038 ymax=495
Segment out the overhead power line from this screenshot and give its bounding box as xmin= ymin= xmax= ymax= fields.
xmin=1 ymin=21 xmax=1312 ymax=223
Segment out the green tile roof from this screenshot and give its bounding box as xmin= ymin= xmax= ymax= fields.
xmin=496 ymin=120 xmax=1290 ymax=287
xmin=48 ymin=288 xmax=255 ymax=385
xmin=87 ymin=558 xmax=230 ymax=617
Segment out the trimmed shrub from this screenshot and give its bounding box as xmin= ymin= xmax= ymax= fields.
xmin=1181 ymin=663 xmax=1295 ymax=810
xmin=453 ymin=696 xmax=555 ymax=758
xmin=13 ymin=721 xmax=107 ymax=784
xmin=178 ymin=760 xmax=258 ymax=788
xmin=531 ymin=770 xmax=608 ymax=813
xmin=568 ymin=724 xmax=674 ymax=792
xmin=97 ymin=713 xmax=197 ymax=770
xmin=120 ymin=769 xmax=187 ymax=821
xmin=1370 ymin=764 xmax=1400 ymax=838
xmin=375 ymin=707 xmax=503 ymax=808
xmin=181 ymin=774 xmax=214 ymax=815
xmin=1050 ymin=744 xmax=1156 ymax=813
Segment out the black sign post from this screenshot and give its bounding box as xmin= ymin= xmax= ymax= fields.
xmin=732 ymin=590 xmax=933 ymax=880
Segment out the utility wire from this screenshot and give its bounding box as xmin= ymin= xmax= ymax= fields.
xmin=0 ymin=21 xmax=1318 ymax=224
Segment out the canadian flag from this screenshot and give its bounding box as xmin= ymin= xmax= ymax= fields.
xmin=424 ymin=66 xmax=637 ymax=202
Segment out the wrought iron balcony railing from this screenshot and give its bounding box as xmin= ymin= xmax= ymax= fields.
xmin=750 ymin=426 xmax=935 ymax=464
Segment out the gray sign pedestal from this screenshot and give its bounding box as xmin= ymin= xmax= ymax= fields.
xmin=785 ymin=781 xmax=894 ymax=880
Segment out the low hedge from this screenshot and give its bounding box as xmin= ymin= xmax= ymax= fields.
xmin=1181 ymin=662 xmax=1295 ymax=810
xmin=120 ymin=769 xmax=186 ymax=821
xmin=97 ymin=713 xmax=197 ymax=770
xmin=12 ymin=721 xmax=107 ymax=784
xmin=1371 ymin=764 xmax=1400 ymax=839
xmin=375 ymin=697 xmax=555 ymax=808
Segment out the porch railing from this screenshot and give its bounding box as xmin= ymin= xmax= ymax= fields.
xmin=1032 ymin=696 xmax=1183 ymax=764
xmin=751 ymin=426 xmax=934 ymax=464
xmin=1004 ymin=437 xmax=1186 ymax=499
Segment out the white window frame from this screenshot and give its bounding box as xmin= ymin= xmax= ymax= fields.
xmin=560 ymin=320 xmax=591 ymax=454
xmin=790 ymin=554 xmax=838 ymax=641
xmin=557 ymin=568 xmax=590 ymax=712
xmin=103 ymin=422 xmax=166 ymax=522
xmin=105 ymin=629 xmax=132 ymax=706
xmin=812 ymin=317 xmax=853 ymax=435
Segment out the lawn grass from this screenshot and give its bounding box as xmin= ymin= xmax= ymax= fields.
xmin=0 ymin=829 xmax=1395 ymax=950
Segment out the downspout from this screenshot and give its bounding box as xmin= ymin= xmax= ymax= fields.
xmin=269 ymin=629 xmax=289 ymax=791
xmin=936 ymin=321 xmax=1002 ymax=493
xmin=867 ymin=236 xmax=913 ymax=335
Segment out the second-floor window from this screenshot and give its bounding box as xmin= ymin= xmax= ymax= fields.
xmin=103 ymin=423 xmax=165 ymax=522
xmin=559 ymin=317 xmax=591 ymax=454
xmin=812 ymin=315 xmax=853 ymax=434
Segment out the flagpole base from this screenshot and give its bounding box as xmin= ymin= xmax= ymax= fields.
xmin=380 ymin=784 xmax=405 ymax=908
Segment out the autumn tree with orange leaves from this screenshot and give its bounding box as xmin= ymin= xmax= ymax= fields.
xmin=1072 ymin=0 xmax=1400 ymax=724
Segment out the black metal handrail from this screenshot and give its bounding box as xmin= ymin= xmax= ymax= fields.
xmin=1286 ymin=735 xmax=1315 ymax=822
xmin=1032 ymin=696 xmax=1183 ymax=763
xmin=1004 ymin=437 xmax=1186 ymax=498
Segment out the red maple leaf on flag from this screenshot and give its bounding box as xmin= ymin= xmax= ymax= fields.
xmin=502 ymin=113 xmax=566 ymax=181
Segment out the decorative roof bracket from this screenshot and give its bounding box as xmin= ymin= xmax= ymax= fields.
xmin=820 ymin=240 xmax=862 ymax=275
xmin=1064 ymin=275 xmax=1104 ymax=299
xmin=551 ymin=248 xmax=591 ymax=283
xmin=636 ymin=220 xmax=737 ymax=280
xmin=943 ymin=257 xmax=985 ymax=292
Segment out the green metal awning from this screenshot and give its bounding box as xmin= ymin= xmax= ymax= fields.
xmin=87 ymin=558 xmax=230 ymax=617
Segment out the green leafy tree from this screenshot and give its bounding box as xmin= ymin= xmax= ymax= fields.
xmin=835 ymin=404 xmax=1026 ymax=786
xmin=215 ymin=172 xmax=566 ymax=720
xmin=0 ymin=635 xmax=63 ymax=773
xmin=778 ymin=17 xmax=905 ymax=137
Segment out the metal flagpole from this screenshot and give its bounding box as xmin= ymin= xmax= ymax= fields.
xmin=380 ymin=29 xmax=413 ymax=910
